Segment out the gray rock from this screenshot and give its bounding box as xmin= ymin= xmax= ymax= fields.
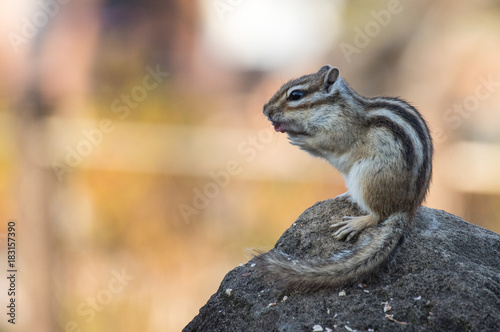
xmin=184 ymin=198 xmax=500 ymax=332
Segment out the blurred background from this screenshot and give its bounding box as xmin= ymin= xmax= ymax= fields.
xmin=1 ymin=0 xmax=500 ymax=331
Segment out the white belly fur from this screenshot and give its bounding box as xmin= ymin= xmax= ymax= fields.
xmin=343 ymin=161 xmax=370 ymax=215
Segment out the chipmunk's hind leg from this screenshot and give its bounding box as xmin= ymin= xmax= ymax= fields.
xmin=331 ymin=214 xmax=379 ymax=241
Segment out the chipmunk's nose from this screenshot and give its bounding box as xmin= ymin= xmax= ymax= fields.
xmin=263 ymin=103 xmax=274 ymax=119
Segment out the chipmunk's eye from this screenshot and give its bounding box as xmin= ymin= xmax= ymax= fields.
xmin=288 ymin=90 xmax=304 ymax=101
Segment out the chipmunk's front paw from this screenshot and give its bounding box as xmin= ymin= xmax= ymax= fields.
xmin=330 ymin=215 xmax=376 ymax=242
xmin=331 ymin=218 xmax=359 ymax=241
xmin=335 ymin=192 xmax=352 ymax=202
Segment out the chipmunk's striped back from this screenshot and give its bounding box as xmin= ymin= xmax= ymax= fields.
xmin=349 ymin=92 xmax=433 ymax=211
xmin=258 ymin=65 xmax=434 ymax=290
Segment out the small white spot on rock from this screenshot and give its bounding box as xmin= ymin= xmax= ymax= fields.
xmin=312 ymin=324 xmax=323 ymax=331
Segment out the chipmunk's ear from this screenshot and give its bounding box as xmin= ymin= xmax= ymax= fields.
xmin=321 ymin=66 xmax=340 ymax=93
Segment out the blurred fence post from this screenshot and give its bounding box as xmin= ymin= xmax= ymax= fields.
xmin=16 ymin=91 xmax=57 ymax=331
xmin=14 ymin=11 xmax=57 ymax=331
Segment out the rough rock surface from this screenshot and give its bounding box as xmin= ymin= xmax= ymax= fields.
xmin=184 ymin=198 xmax=500 ymax=332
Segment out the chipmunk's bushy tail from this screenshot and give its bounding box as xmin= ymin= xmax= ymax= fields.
xmin=254 ymin=212 xmax=411 ymax=291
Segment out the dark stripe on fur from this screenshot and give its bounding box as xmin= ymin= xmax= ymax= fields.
xmin=287 ymin=91 xmax=343 ymax=112
xmin=365 ymin=98 xmax=433 ymax=199
xmin=366 ymin=116 xmax=415 ymax=170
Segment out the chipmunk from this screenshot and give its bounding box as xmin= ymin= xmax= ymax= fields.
xmin=255 ymin=65 xmax=433 ymax=290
